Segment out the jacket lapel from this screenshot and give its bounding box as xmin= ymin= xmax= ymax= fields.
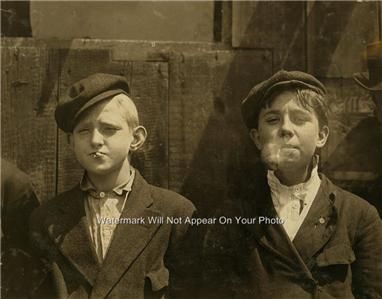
xmin=242 ymin=174 xmax=299 ymax=267
xmin=91 ymin=172 xmax=163 ymax=299
xmin=48 ymin=187 xmax=100 ymax=286
xmin=292 ymin=175 xmax=337 ymax=268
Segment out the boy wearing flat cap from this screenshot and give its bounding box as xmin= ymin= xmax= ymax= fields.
xmin=203 ymin=70 xmax=382 ymax=299
xmin=30 ymin=73 xmax=196 ymax=299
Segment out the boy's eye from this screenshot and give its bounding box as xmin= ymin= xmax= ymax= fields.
xmin=292 ymin=114 xmax=310 ymax=124
xmin=265 ymin=117 xmax=280 ymax=124
xmin=104 ymin=126 xmax=118 ymax=131
xmin=76 ymin=128 xmax=90 ymax=134
xmin=102 ymin=126 xmax=120 ymax=134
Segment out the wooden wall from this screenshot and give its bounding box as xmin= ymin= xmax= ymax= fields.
xmin=1 ymin=39 xmax=269 ymax=210
xmin=2 ymin=1 xmax=380 ymax=216
xmin=29 ymin=1 xmax=214 ymax=41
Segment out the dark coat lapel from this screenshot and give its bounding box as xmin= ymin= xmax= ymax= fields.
xmin=241 ymin=173 xmax=299 ymax=267
xmin=292 ymin=175 xmax=337 ymax=268
xmin=91 ymin=171 xmax=163 ymax=299
xmin=48 ymin=187 xmax=100 ymax=286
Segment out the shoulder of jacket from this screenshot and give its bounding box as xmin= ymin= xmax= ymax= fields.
xmin=148 ymin=184 xmax=196 ymax=215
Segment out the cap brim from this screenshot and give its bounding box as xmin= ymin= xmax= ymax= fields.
xmin=353 ymin=72 xmax=382 ymax=91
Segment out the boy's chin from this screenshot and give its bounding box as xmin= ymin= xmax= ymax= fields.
xmin=86 ymin=167 xmax=112 ymax=176
xmin=83 ymin=163 xmax=115 ymax=175
xmin=264 ymin=160 xmax=301 ymax=172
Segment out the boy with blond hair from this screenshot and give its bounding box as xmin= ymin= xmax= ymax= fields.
xmin=30 ymin=73 xmax=195 ymax=299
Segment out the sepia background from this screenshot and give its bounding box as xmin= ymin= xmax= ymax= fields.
xmin=1 ymin=1 xmax=381 ymax=218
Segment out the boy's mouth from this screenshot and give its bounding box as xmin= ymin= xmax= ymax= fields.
xmin=280 ymin=144 xmax=299 ymax=149
xmin=89 ymin=152 xmax=106 ymax=158
xmin=261 ymin=143 xmax=300 ymax=170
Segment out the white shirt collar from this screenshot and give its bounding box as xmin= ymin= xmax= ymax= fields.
xmin=267 ymin=156 xmax=321 ymax=208
xmin=266 ymin=156 xmax=322 ymax=241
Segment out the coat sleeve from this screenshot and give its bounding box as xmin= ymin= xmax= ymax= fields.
xmin=352 ymin=204 xmax=382 ymax=299
xmin=1 ymin=161 xmax=41 ymax=298
xmin=200 ymin=202 xmax=246 ymax=299
xmin=28 ymin=207 xmax=58 ymax=299
xmin=165 ymin=197 xmax=199 ymax=299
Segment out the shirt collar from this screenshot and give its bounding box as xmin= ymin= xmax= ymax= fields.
xmin=267 ymin=156 xmax=321 ymax=204
xmin=80 ymin=168 xmax=135 ymax=198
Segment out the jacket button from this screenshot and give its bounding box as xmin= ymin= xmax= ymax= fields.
xmin=319 ymin=217 xmax=325 ymax=224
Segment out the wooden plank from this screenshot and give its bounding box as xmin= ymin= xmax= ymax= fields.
xmin=1 ymin=38 xmax=215 ymax=61
xmin=168 ymin=49 xmax=272 ymax=217
xmin=130 ymin=61 xmax=169 ymax=188
xmin=320 ymin=78 xmax=374 ymax=164
xmin=57 ymin=48 xmax=169 ymax=193
xmin=232 ymin=1 xmax=306 ymax=70
xmin=220 ymin=1 xmax=233 ymax=45
xmin=380 ymin=1 xmax=382 ymax=39
xmin=307 ymin=1 xmax=379 ymax=77
xmin=1 ymin=45 xmax=58 ymax=202
xmin=30 ymin=2 xmax=214 ymax=42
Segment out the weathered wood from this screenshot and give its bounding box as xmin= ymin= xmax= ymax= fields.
xmin=1 ymin=46 xmax=58 ymax=201
xmin=220 ymin=1 xmax=233 ymax=46
xmin=321 ymin=78 xmax=374 ymax=163
xmin=307 ymin=1 xmax=379 ymax=77
xmin=1 ymin=38 xmax=215 ymax=55
xmin=130 ymin=61 xmax=169 ymax=188
xmin=168 ymin=49 xmax=272 ymax=217
xmin=232 ymin=1 xmax=306 ymax=70
xmin=30 ymin=1 xmax=214 ymax=42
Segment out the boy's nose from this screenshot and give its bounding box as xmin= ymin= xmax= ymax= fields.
xmin=279 ymin=116 xmax=294 ymax=138
xmin=90 ymin=129 xmax=104 ymax=146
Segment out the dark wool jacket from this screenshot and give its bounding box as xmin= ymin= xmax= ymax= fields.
xmin=203 ymin=169 xmax=382 ymax=299
xmin=30 ymin=171 xmax=196 ymax=299
xmin=1 ymin=159 xmax=41 ymax=299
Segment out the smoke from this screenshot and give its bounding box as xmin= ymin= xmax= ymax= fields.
xmin=261 ymin=142 xmax=300 ymax=171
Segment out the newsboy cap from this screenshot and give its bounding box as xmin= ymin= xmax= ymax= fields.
xmin=353 ymin=41 xmax=382 ymax=92
xmin=55 ymin=73 xmax=130 ymax=133
xmin=241 ymin=70 xmax=326 ymax=128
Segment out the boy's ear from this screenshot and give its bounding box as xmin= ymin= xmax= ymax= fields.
xmin=316 ymin=125 xmax=329 ymax=148
xmin=130 ymin=126 xmax=147 ymax=152
xmin=249 ymin=128 xmax=263 ymax=150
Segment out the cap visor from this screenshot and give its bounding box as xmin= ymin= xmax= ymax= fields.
xmin=353 ymin=72 xmax=382 ymax=91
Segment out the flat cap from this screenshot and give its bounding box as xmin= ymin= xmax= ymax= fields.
xmin=353 ymin=41 xmax=382 ymax=91
xmin=55 ymin=73 xmax=130 ymax=133
xmin=241 ymin=70 xmax=326 ymax=128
